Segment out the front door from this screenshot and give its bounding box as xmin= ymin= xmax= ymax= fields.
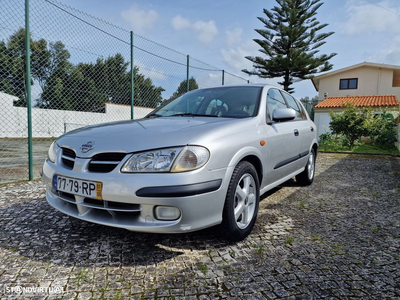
xmin=262 ymin=88 xmax=302 ymax=186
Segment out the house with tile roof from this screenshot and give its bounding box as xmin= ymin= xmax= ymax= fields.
xmin=310 ymin=62 xmax=400 ymax=149
xmin=311 ymin=62 xmax=400 ymax=100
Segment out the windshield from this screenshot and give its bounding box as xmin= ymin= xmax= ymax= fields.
xmin=148 ymin=86 xmax=262 ymax=118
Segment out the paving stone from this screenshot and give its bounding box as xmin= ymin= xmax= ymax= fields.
xmin=0 ymin=154 xmax=399 ymax=299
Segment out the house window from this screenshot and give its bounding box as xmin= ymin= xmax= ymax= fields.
xmin=340 ymin=78 xmax=358 ymax=90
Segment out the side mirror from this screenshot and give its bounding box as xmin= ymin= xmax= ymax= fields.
xmin=273 ymin=108 xmax=296 ymax=122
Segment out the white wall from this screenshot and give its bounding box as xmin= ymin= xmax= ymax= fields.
xmin=0 ymin=92 xmax=153 ymax=138
xmin=318 ymin=67 xmax=400 ymax=100
xmin=314 ymin=112 xmax=332 ymax=138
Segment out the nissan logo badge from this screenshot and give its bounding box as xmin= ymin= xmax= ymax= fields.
xmin=81 ymin=141 xmax=95 ymax=153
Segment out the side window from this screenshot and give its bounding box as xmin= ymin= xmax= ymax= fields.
xmin=282 ymin=93 xmax=307 ymax=120
xmin=266 ymin=89 xmax=288 ymax=121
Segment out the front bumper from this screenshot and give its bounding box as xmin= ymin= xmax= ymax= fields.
xmin=42 ymin=159 xmax=230 ymax=233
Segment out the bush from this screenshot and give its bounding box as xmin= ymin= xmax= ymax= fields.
xmin=367 ymin=112 xmax=397 ymax=146
xmin=318 ymin=133 xmax=352 ymax=151
xmin=318 ymin=132 xmax=333 ymax=146
xmin=329 ymin=104 xmax=369 ymax=148
xmin=329 ymin=104 xmax=397 ymax=149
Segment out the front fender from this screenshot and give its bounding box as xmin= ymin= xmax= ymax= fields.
xmin=219 ymin=145 xmax=264 ymax=190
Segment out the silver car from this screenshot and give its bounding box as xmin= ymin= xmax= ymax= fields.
xmin=42 ymin=85 xmax=318 ymax=241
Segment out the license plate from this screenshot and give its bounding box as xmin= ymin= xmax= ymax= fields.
xmin=53 ymin=175 xmax=102 ymax=200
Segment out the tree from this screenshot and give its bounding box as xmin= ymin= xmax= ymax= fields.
xmin=35 ymin=41 xmax=72 ymax=109
xmin=299 ymin=95 xmax=319 ymax=104
xmin=0 ymin=28 xmax=72 ymax=107
xmin=133 ymin=66 xmax=165 ymax=108
xmin=39 ymin=53 xmax=165 ymax=111
xmin=0 ymin=40 xmax=23 ymax=100
xmin=300 ymin=95 xmax=319 ymax=120
xmin=171 ymin=77 xmax=199 ymax=99
xmin=1 ymin=30 xmax=165 ymax=111
xmin=34 ymin=41 xmax=71 ymax=90
xmin=242 ymin=0 xmax=337 ymax=92
xmin=0 ymin=28 xmax=32 ymax=104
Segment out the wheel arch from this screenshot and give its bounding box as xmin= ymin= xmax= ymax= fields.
xmin=312 ymin=143 xmax=318 ymax=158
xmin=238 ymin=155 xmax=263 ymax=185
xmin=223 ymin=146 xmax=264 ymax=188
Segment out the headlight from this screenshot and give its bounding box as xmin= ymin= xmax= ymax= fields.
xmin=121 ymin=148 xmax=182 ymax=172
xmin=47 ymin=141 xmax=60 ymax=163
xmin=121 ymin=146 xmax=209 ymax=173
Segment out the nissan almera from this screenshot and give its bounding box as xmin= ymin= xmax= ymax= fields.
xmin=42 ymin=85 xmax=318 ymax=241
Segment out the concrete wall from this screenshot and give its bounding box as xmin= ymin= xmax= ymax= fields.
xmin=318 ymin=66 xmax=400 ymax=100
xmin=0 ymin=92 xmax=153 ymax=138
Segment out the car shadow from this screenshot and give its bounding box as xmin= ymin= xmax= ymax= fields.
xmin=0 ymin=195 xmax=236 ymax=267
xmin=0 ymin=179 xmax=292 ymax=268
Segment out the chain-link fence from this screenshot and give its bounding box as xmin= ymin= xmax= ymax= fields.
xmin=0 ymin=0 xmax=250 ymax=184
xmin=300 ymin=99 xmax=323 ymax=121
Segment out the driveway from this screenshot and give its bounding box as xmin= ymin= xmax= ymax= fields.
xmin=0 ymin=153 xmax=399 ymax=299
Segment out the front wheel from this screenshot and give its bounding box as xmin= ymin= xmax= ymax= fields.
xmin=296 ymin=148 xmax=316 ymax=186
xmin=221 ymin=161 xmax=260 ymax=242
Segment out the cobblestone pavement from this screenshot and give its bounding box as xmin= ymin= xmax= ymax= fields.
xmin=0 ymin=153 xmax=399 ymax=300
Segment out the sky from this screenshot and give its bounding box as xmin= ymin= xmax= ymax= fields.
xmin=56 ymin=0 xmax=400 ymax=99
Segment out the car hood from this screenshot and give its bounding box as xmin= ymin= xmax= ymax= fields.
xmin=57 ymin=117 xmax=240 ymax=157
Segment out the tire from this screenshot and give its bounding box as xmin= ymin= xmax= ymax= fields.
xmin=296 ymin=148 xmax=316 ymax=186
xmin=221 ymin=161 xmax=260 ymax=242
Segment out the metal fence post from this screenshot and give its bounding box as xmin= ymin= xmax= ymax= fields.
xmin=130 ymin=31 xmax=134 ymax=120
xmin=25 ymin=0 xmax=33 ymax=180
xmin=186 ymin=55 xmax=189 ymax=92
xmin=222 ymin=70 xmax=225 ymax=85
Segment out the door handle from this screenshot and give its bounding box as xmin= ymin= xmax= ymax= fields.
xmin=294 ymin=129 xmax=299 ymax=136
xmin=310 ymin=127 xmax=314 ymax=132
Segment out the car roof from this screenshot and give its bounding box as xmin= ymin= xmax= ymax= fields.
xmin=197 ymin=84 xmax=279 ymax=90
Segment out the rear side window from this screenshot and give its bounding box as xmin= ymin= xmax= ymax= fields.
xmin=266 ymin=89 xmax=287 ymax=121
xmin=282 ymin=92 xmax=307 ymax=120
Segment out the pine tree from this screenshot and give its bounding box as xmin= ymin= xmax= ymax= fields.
xmin=243 ymin=0 xmax=336 ymax=92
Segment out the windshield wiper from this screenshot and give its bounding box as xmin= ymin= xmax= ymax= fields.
xmin=146 ymin=113 xmax=163 ymax=118
xmin=169 ymin=113 xmax=219 ymax=117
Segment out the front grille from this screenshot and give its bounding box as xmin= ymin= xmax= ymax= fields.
xmin=61 ymin=148 xmax=76 ymax=169
xmin=83 ymin=198 xmax=140 ymax=212
xmin=88 ymin=153 xmax=126 ymax=173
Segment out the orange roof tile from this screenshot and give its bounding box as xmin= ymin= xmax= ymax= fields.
xmin=315 ymin=95 xmax=399 ymax=109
